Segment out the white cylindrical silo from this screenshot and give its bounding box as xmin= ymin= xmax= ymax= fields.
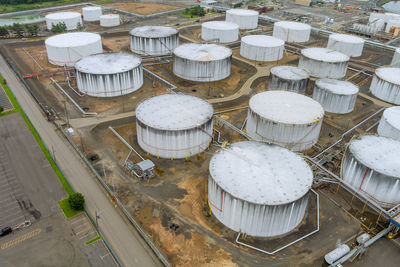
xmin=240 ymin=35 xmax=284 ymax=62
xmin=312 ymin=79 xmax=359 ymax=114
xmin=100 ymin=14 xmax=120 ymax=27
xmin=130 ymin=26 xmax=179 ymax=56
xmin=377 ymin=107 xmax=400 ymax=141
xmin=82 ymin=6 xmax=102 ymax=22
xmin=45 ymin=12 xmax=82 ymax=30
xmin=391 ymin=48 xmax=400 ymax=66
xmin=225 ymin=9 xmax=258 ymax=30
xmin=298 ymin=47 xmax=349 ymax=79
xmin=370 ymin=67 xmax=400 ymax=105
xmin=341 ymin=135 xmax=400 ymax=208
xmin=273 ymin=21 xmax=311 ymax=43
xmin=74 ymin=53 xmax=143 ymax=97
xmin=208 ymin=141 xmax=313 ymax=237
xmin=269 ymin=65 xmax=310 ymax=94
xmin=173 ymin=43 xmax=231 ymax=82
xmin=45 ymin=32 xmax=102 ymax=66
xmin=201 ymin=21 xmax=239 ymax=43
xmin=136 ymin=94 xmax=213 ymax=159
xmin=327 ymin=34 xmax=364 ymax=57
xmin=246 ymin=91 xmax=324 ymax=151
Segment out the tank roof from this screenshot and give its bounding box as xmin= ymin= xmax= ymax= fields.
xmin=136 ymin=94 xmax=213 ymax=131
xmin=249 ymin=91 xmax=324 ymax=124
xmin=241 ymin=35 xmax=284 ymax=47
xmin=75 ymin=53 xmax=141 ymax=75
xmin=202 ymin=21 xmax=239 ymax=30
xmin=45 ymin=12 xmax=81 ymax=19
xmin=301 ymin=47 xmax=349 ymax=62
xmin=375 ymin=67 xmax=400 ymax=85
xmin=130 ymin=26 xmax=178 ymax=38
xmin=349 ymin=135 xmax=400 ymax=178
xmin=226 ymin=9 xmax=258 ymax=16
xmin=82 ymin=6 xmax=101 ymax=10
xmin=316 ymin=79 xmax=359 ymax=95
xmin=270 ymin=65 xmax=309 ymax=80
xmin=100 ymin=14 xmax=118 ymax=18
xmin=329 ymin=33 xmax=364 ymax=44
xmin=382 ymin=106 xmax=400 ymax=131
xmin=174 ymin=43 xmax=232 ymax=61
xmin=274 ymin=21 xmax=311 ymax=30
xmin=209 ymin=141 xmax=313 ymax=205
xmin=45 ymin=32 xmax=101 ymax=48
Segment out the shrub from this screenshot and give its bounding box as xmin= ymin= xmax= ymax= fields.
xmin=68 ymin=192 xmax=85 ymax=211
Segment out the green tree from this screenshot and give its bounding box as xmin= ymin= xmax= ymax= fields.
xmin=26 ymin=24 xmax=39 ymax=36
xmin=51 ymin=22 xmax=67 ymax=33
xmin=0 ymin=26 xmax=8 ymax=37
xmin=11 ymin=23 xmax=24 ymax=37
xmin=76 ymin=22 xmax=83 ymax=31
xmin=68 ymin=192 xmax=85 ymax=211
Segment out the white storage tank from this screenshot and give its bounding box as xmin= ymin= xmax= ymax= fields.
xmin=100 ymin=14 xmax=120 ymax=27
xmin=173 ymin=43 xmax=231 ymax=82
xmin=341 ymin=135 xmax=400 ymax=208
xmin=45 ymin=32 xmax=102 ymax=66
xmin=82 ymin=6 xmax=102 ymax=22
xmin=327 ymin=34 xmax=364 ymax=57
xmin=391 ymin=48 xmax=400 ymax=66
xmin=269 ymin=65 xmax=310 ymax=94
xmin=45 ymin=12 xmax=82 ymax=30
xmin=136 ymin=94 xmax=213 ymax=159
xmin=130 ymin=26 xmax=179 ymax=56
xmin=75 ymin=53 xmax=143 ymax=97
xmin=273 ymin=21 xmax=311 ymax=43
xmin=370 ymin=67 xmax=400 ymax=105
xmin=201 ymin=21 xmax=239 ymax=43
xmin=240 ymin=35 xmax=284 ymax=62
xmin=246 ymin=91 xmax=324 ymax=151
xmin=324 ymin=244 xmax=350 ymax=264
xmin=312 ymin=79 xmax=359 ymax=114
xmin=298 ymin=47 xmax=349 ymax=79
xmin=377 ymin=107 xmax=400 ymax=141
xmin=225 ymin=9 xmax=258 ymax=30
xmin=208 ymin=141 xmax=313 ymax=237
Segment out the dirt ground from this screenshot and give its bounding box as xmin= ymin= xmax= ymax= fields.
xmin=102 ymin=2 xmax=182 ymax=15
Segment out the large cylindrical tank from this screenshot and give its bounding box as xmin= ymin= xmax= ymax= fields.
xmin=82 ymin=6 xmax=102 ymax=22
xmin=45 ymin=32 xmax=102 ymax=66
xmin=130 ymin=26 xmax=179 ymax=56
xmin=269 ymin=65 xmax=309 ymax=93
xmin=273 ymin=21 xmax=311 ymax=43
xmin=100 ymin=14 xmax=120 ymax=27
xmin=246 ymin=91 xmax=324 ymax=151
xmin=136 ymin=94 xmax=213 ymax=159
xmin=74 ymin=53 xmax=143 ymax=97
xmin=173 ymin=43 xmax=231 ymax=82
xmin=370 ymin=67 xmax=400 ymax=104
xmin=327 ymin=33 xmax=364 ymax=57
xmin=45 ymin=12 xmax=82 ymax=30
xmin=377 ymin=106 xmax=400 ymax=141
xmin=391 ymin=48 xmax=400 ymax=66
xmin=324 ymin=244 xmax=350 ymax=264
xmin=201 ymin=21 xmax=239 ymax=43
xmin=225 ymin=9 xmax=258 ymax=29
xmin=208 ymin=141 xmax=313 ymax=237
xmin=240 ymin=35 xmax=284 ymax=62
xmin=298 ymin=47 xmax=349 ymax=79
xmin=312 ymin=79 xmax=359 ymax=114
xmin=341 ymin=135 xmax=400 ymax=208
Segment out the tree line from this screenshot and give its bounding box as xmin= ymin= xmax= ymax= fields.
xmin=0 ymin=23 xmax=39 ymax=37
xmin=0 ymin=0 xmax=58 ymax=4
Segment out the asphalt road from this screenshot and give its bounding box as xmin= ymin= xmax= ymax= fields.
xmin=0 ymin=55 xmax=162 ymax=267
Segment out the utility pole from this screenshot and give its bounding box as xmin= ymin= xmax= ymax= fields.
xmin=64 ymin=101 xmax=69 ymax=127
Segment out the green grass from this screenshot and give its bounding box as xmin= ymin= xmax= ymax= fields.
xmin=0 ymin=0 xmax=113 ymax=14
xmin=85 ymin=235 xmax=101 ymax=245
xmin=0 ymin=75 xmax=73 ymax=196
xmin=179 ymin=13 xmax=200 ymax=18
xmin=59 ymin=198 xmax=82 ymax=218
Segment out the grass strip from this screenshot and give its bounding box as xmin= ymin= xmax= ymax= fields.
xmin=58 ymin=198 xmax=82 ymax=218
xmin=85 ymin=235 xmax=101 ymax=245
xmin=0 ymin=75 xmax=74 ymax=195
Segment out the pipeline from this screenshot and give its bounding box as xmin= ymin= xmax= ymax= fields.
xmin=108 ymin=126 xmax=144 ymax=161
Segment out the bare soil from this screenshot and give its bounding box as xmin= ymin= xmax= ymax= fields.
xmin=102 ymin=2 xmax=182 ymax=15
